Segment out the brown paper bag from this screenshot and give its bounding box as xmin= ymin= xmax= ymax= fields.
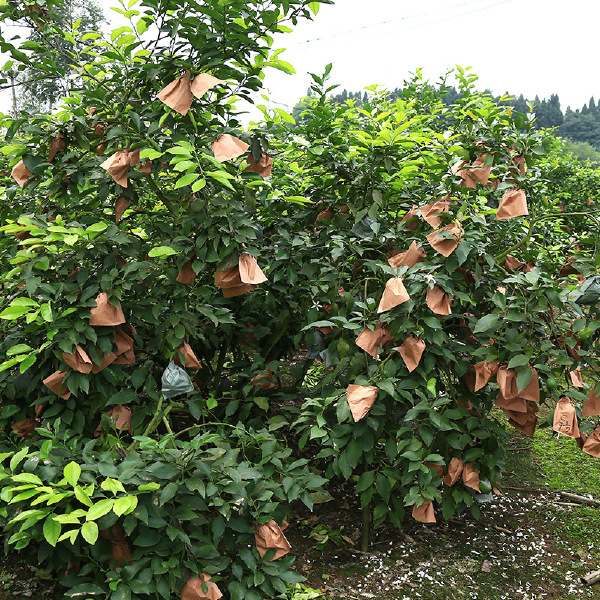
xmin=91 ymin=352 xmax=118 ymax=373
xmin=347 ymin=384 xmax=378 ymax=421
xmin=424 ymin=462 xmax=444 ymax=478
xmin=113 ymin=328 xmax=135 ymax=365
xmin=582 ymin=426 xmax=600 ymax=458
xmin=62 ymin=345 xmax=93 ymax=374
xmin=251 ymin=369 xmax=277 ymax=391
xmin=412 ymin=501 xmax=436 ymax=523
xmin=516 ymin=366 xmax=540 ymax=403
xmin=101 ymin=150 xmax=131 ymax=188
xmin=355 ymin=326 xmax=393 ymax=358
xmin=496 ymin=392 xmax=528 ymax=414
xmin=456 ymin=397 xmax=480 ymax=416
xmin=128 ymin=148 xmax=152 ymax=174
xmin=315 ymin=206 xmax=333 ymax=224
xmin=444 ymin=457 xmax=464 ymax=486
xmin=452 ymin=160 xmax=476 ymax=189
xmin=576 ymin=432 xmax=589 ymax=450
xmin=462 ymin=462 xmax=480 ymax=492
xmin=502 ymin=255 xmax=525 ymax=270
xmin=426 ymin=223 xmax=463 ymax=257
xmin=398 ymin=336 xmax=426 ymax=372
xmin=95 ymin=404 xmax=132 ymax=436
xmin=553 ymin=396 xmax=580 ymax=439
xmin=497 ymin=188 xmax=528 ymax=220
xmin=43 ymin=370 xmax=71 ymax=399
xmin=244 ymin=152 xmax=272 ymax=177
xmin=400 ymin=205 xmax=420 ymax=230
xmin=176 ymin=260 xmax=196 ymax=284
xmin=49 ymin=132 xmax=67 ymax=162
xmin=463 ymin=368 xmax=476 ymax=392
xmin=157 ymin=71 xmax=194 ymax=115
xmin=377 ymin=277 xmax=410 ymax=313
xmin=114 ymin=348 xmax=135 ymax=365
xmin=388 ymin=240 xmax=427 ymax=269
xmin=497 ymin=366 xmax=519 ymax=400
xmin=11 ymin=160 xmax=34 ymax=188
xmin=100 ymin=525 xmax=132 ymax=566
xmin=214 ymin=266 xmax=256 ymax=297
xmin=111 ymin=540 xmax=133 ymax=566
xmin=420 ymin=196 xmax=450 ymax=228
xmin=115 ymin=195 xmax=130 ymax=223
xmin=473 ymin=360 xmax=499 ymax=392
xmin=212 ymin=134 xmax=250 ymax=162
xmin=426 ymin=284 xmax=452 ymax=315
xmin=569 ymin=367 xmax=583 ymax=388
xmin=508 ymin=406 xmax=537 ymax=437
xmin=511 ymin=153 xmax=526 ymax=177
xmin=239 ymin=253 xmax=267 ymax=284
xmin=190 ymin=73 xmax=224 ymax=99
xmin=559 ymin=256 xmax=578 ymax=278
xmin=468 ymin=154 xmax=493 ymax=185
xmin=89 ymin=293 xmax=126 ymax=326
xmin=11 ymin=417 xmax=40 ymax=438
xmin=180 ymin=574 xmax=223 ymax=600
xmin=582 ymin=386 xmax=600 ymax=417
xmin=175 ymin=342 xmax=201 ymax=369
xmin=254 ymin=520 xmax=291 ymax=560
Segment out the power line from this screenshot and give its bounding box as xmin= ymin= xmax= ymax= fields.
xmin=288 ymin=0 xmax=513 ymax=48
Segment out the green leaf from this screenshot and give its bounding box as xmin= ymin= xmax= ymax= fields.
xmin=19 ymin=354 xmax=37 ymax=373
xmin=113 ymin=496 xmax=133 ymax=516
xmin=473 ymin=314 xmax=499 ymax=334
xmin=274 ymin=108 xmax=295 ymax=124
xmin=40 ymin=303 xmax=53 ymax=322
xmin=175 ymin=172 xmax=199 ymax=189
xmin=426 ymin=378 xmax=436 ymax=396
xmin=137 ymin=482 xmax=160 ymax=491
xmin=65 ymin=584 xmax=105 ymax=597
xmin=101 ymin=478 xmax=126 ymax=495
xmin=516 ymin=367 xmax=533 ymax=392
xmin=6 ymin=344 xmax=32 ymax=356
xmin=64 ymin=462 xmax=81 ymax=487
xmin=81 ymin=521 xmax=99 ymax=545
xmin=74 ymin=485 xmax=93 ymax=507
xmin=507 ymin=355 xmax=529 ymax=369
xmin=86 ymin=498 xmax=114 ymax=521
xmin=11 ymin=473 xmax=42 ymax=484
xmin=192 ymin=178 xmax=206 ymax=192
xmin=9 ymin=447 xmax=29 ymax=472
xmin=356 ymin=470 xmax=375 ymax=492
xmin=148 ymin=246 xmax=177 ymax=258
xmin=43 ymin=516 xmax=61 ymax=547
xmin=140 ymin=148 xmax=162 ymax=160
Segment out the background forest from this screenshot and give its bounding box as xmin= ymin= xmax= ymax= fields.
xmin=322 ymin=87 xmax=600 ymax=162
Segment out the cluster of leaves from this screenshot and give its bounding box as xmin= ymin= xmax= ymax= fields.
xmin=0 ymin=0 xmax=332 ymax=598
xmin=252 ymin=68 xmax=600 ymax=525
xmin=0 ymin=426 xmax=325 ymax=600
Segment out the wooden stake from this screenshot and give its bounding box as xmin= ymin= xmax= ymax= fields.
xmin=360 ymin=502 xmax=370 ymax=553
xmin=559 ymin=492 xmax=600 ymax=507
xmin=581 ymin=569 xmax=600 ymax=586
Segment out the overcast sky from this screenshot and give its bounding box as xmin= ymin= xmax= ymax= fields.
xmin=254 ymin=0 xmax=599 ymax=115
xmin=1 ymin=0 xmax=597 ymax=118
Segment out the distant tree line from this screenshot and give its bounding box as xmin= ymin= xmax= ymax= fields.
xmin=323 ymin=86 xmax=600 ymax=155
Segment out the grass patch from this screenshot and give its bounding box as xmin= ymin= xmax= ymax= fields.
xmin=531 ymin=426 xmax=600 ymax=495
